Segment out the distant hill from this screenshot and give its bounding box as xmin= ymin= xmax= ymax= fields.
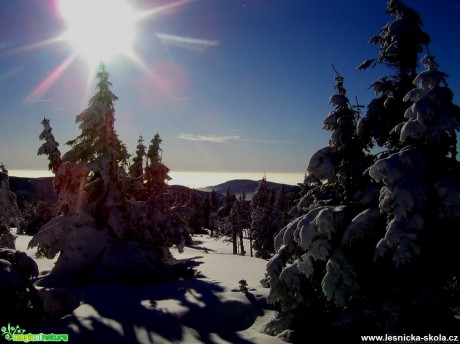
xmin=198 ymin=179 xmax=300 ymax=199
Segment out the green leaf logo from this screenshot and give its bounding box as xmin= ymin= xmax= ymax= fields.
xmin=1 ymin=324 xmax=26 ymax=341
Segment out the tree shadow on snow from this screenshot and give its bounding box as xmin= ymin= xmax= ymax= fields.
xmin=185 ymin=245 xmax=217 ymax=253
xmin=34 ymin=273 xmax=260 ymax=344
xmin=36 ymin=283 xmax=185 ymax=344
xmin=178 ymin=279 xmax=258 ymax=344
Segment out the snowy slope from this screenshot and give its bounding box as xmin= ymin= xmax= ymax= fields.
xmin=15 ymin=234 xmax=284 ymax=344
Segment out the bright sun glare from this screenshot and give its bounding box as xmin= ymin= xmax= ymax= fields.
xmin=20 ymin=0 xmax=193 ymax=103
xmin=58 ymin=0 xmax=137 ymax=64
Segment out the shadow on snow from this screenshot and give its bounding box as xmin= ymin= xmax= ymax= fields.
xmin=35 ymin=259 xmax=261 ymax=344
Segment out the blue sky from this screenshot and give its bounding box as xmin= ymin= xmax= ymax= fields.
xmin=0 ymin=0 xmax=459 ymax=174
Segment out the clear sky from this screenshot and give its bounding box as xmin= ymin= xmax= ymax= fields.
xmin=0 ymin=0 xmax=459 ymax=174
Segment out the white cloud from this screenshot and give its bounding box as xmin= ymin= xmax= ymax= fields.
xmin=177 ymin=133 xmax=295 ymax=144
xmin=178 ymin=133 xmax=240 ymax=143
xmin=156 ymin=33 xmax=219 ymax=52
xmin=241 ymin=138 xmax=296 ymax=144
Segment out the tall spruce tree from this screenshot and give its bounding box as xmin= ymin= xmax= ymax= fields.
xmin=357 ymin=0 xmax=430 ymax=151
xmin=29 ymin=64 xmax=186 ymax=286
xmin=366 ymin=54 xmax=460 ymax=331
xmin=300 ymin=71 xmax=371 ymax=209
xmin=264 ymin=75 xmax=370 ymax=339
xmin=65 ymin=64 xmax=129 ymax=186
xmin=37 ymin=118 xmax=62 ymax=174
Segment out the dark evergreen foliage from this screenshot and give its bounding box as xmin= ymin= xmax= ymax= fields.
xmin=265 ymin=1 xmax=460 ymax=341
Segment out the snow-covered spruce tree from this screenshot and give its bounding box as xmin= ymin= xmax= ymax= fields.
xmin=0 ymin=164 xmax=22 ymax=249
xmin=202 ymin=193 xmax=211 ymax=233
xmin=250 ymin=177 xmax=282 ymax=259
xmin=237 ymin=192 xmax=251 ymax=255
xmin=292 ymin=73 xmax=372 ymax=220
xmin=263 ymin=75 xmax=376 ymax=340
xmin=129 ymin=135 xmax=146 ymax=179
xmin=217 ymin=186 xmax=236 ymax=234
xmin=222 ymin=193 xmax=250 ymax=255
xmin=207 ymin=189 xmax=220 ymax=236
xmin=217 ymin=187 xmax=249 ymax=252
xmin=128 ymin=135 xmax=146 ymax=198
xmin=145 ymin=133 xmax=171 ymax=199
xmin=223 ymin=198 xmax=245 ymax=255
xmin=37 ymin=118 xmax=62 ymax=174
xmin=273 ymin=185 xmax=289 ymax=228
xmin=185 ymin=189 xmax=205 ymax=234
xmin=357 ymin=0 xmax=430 ymax=151
xmin=142 ymin=132 xmax=191 ymax=250
xmin=366 ymin=54 xmax=460 ymax=332
xmin=29 ymin=64 xmax=185 ymax=286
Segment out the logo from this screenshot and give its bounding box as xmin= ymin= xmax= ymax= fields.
xmin=1 ymin=324 xmax=68 ymax=342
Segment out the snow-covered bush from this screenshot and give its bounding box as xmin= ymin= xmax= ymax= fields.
xmin=20 ymin=199 xmax=56 ymax=236
xmin=0 ymin=164 xmax=22 ymax=249
xmin=0 ymin=247 xmax=43 ymax=326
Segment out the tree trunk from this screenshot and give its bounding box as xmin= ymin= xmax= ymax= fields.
xmin=232 ymin=227 xmax=237 ymax=255
xmin=250 ymin=232 xmax=253 ymax=257
xmin=239 ymin=229 xmax=245 ymax=255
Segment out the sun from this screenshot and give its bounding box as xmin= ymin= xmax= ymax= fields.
xmin=58 ymin=0 xmax=138 ymax=65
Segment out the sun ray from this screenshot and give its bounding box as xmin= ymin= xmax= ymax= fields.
xmin=126 ymin=52 xmax=170 ymax=94
xmin=136 ymin=0 xmax=195 ymax=21
xmin=156 ymin=33 xmax=218 ymax=52
xmin=1 ymin=35 xmax=65 ymax=56
xmin=24 ymin=53 xmax=77 ymax=105
xmin=82 ymin=63 xmax=100 ymax=106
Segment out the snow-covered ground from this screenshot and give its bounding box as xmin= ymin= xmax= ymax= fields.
xmin=16 ymin=233 xmax=285 ymax=344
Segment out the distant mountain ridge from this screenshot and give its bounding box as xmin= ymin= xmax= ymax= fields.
xmin=198 ymin=179 xmax=300 ymax=199
xmin=8 ymin=176 xmax=300 ymax=204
